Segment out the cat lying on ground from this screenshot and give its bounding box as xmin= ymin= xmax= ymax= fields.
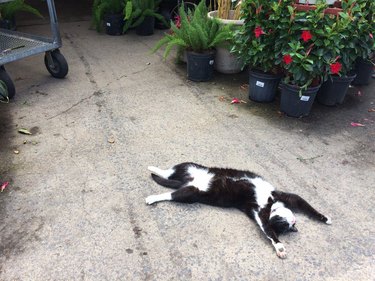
xmin=145 ymin=162 xmax=331 ymax=259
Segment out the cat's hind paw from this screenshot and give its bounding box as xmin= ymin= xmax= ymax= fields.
xmin=274 ymin=243 xmax=287 ymax=259
xmin=325 ymin=217 xmax=332 ymax=225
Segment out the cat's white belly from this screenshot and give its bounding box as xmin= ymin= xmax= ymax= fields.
xmin=250 ymin=177 xmax=275 ymax=207
xmin=186 ymin=166 xmax=214 ymax=192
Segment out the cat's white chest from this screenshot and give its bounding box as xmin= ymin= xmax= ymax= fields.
xmin=251 ymin=177 xmax=275 ymax=207
xmin=186 ymin=166 xmax=214 ymax=192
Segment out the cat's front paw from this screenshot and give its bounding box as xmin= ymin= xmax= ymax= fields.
xmin=274 ymin=243 xmax=287 ymax=259
xmin=145 ymin=195 xmax=157 ymax=205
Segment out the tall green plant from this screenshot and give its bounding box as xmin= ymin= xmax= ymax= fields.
xmin=152 ymin=0 xmax=232 ymax=58
xmin=123 ymin=0 xmax=166 ymax=33
xmin=92 ymin=0 xmax=124 ymax=32
xmin=0 ymin=0 xmax=43 ymax=20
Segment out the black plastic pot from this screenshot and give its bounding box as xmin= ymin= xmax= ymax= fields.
xmin=352 ymin=58 xmax=373 ymax=85
xmin=103 ymin=13 xmax=124 ymax=36
xmin=317 ymin=74 xmax=356 ymax=106
xmin=280 ymin=83 xmax=320 ymax=117
xmin=136 ymin=16 xmax=155 ymax=36
xmin=248 ymin=70 xmax=282 ymax=103
xmin=186 ymin=50 xmax=215 ymax=82
xmin=0 ymin=17 xmax=16 ymax=30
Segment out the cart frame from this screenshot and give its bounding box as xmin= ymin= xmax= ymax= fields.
xmin=0 ymin=0 xmax=68 ymax=99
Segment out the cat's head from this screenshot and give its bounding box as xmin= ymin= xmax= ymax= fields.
xmin=269 ymin=202 xmax=297 ymax=234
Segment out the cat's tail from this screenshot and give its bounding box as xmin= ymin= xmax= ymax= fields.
xmin=150 ymin=174 xmax=183 ymax=189
xmin=148 ymin=166 xmax=183 ymax=188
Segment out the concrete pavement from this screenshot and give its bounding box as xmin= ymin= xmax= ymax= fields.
xmin=0 ymin=20 xmax=374 ymax=280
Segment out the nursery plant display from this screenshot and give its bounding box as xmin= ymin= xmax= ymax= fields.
xmin=230 ymin=0 xmax=373 ymax=116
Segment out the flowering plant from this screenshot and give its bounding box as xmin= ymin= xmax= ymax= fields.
xmin=318 ymin=0 xmax=375 ymax=77
xmin=271 ymin=1 xmax=328 ymax=88
xmin=231 ymin=0 xmax=282 ymax=74
xmin=351 ymin=0 xmax=375 ymax=61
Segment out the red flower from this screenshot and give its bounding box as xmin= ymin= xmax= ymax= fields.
xmin=254 ymin=26 xmax=264 ymax=38
xmin=301 ymin=30 xmax=312 ymax=42
xmin=283 ymin=54 xmax=293 ymax=65
xmin=370 ymin=33 xmax=374 ymax=39
xmin=330 ymin=62 xmax=342 ymax=74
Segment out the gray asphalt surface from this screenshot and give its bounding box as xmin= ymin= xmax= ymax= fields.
xmin=0 ymin=19 xmax=374 ymax=280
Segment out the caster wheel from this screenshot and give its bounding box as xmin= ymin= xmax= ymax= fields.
xmin=44 ymin=50 xmax=69 ymax=79
xmin=0 ymin=66 xmax=15 ymax=99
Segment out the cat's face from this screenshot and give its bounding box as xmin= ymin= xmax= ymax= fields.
xmin=269 ymin=202 xmax=297 ymax=234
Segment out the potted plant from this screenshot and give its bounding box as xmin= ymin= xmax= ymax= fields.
xmin=152 ymin=0 xmax=232 ymax=82
xmin=92 ymin=0 xmax=125 ymax=35
xmin=232 ymin=0 xmax=283 ymax=103
xmin=123 ymin=0 xmax=167 ymax=36
xmin=316 ymin=0 xmax=366 ymax=106
xmin=207 ymin=0 xmax=245 ymax=74
xmin=0 ymin=0 xmax=43 ymax=30
xmin=272 ymin=1 xmax=329 ymax=117
xmin=351 ymin=0 xmax=375 ymax=85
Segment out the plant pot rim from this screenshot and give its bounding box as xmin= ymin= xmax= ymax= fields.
xmin=329 ymin=73 xmax=357 ymax=79
xmin=281 ymin=82 xmax=321 ymax=91
xmin=207 ymin=11 xmax=244 ymax=26
xmin=186 ymin=49 xmax=216 ymax=55
xmin=250 ymin=68 xmax=283 ymax=77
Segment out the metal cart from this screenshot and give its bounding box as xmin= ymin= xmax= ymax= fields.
xmin=0 ymin=0 xmax=68 ymax=99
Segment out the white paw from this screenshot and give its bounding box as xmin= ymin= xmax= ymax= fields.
xmin=145 ymin=195 xmax=157 ymax=205
xmin=325 ymin=217 xmax=332 ymax=225
xmin=275 ymin=243 xmax=287 ymax=259
xmin=147 ymin=166 xmax=156 ymax=172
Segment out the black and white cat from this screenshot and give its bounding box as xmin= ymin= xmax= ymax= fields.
xmin=145 ymin=162 xmax=331 ymax=259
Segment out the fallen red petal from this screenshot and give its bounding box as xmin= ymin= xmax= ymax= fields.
xmin=350 ymin=122 xmax=365 ymax=127
xmin=1 ymin=181 xmax=9 ymax=192
xmin=231 ymin=98 xmax=240 ymax=104
xmin=368 ymin=108 xmax=375 ymax=112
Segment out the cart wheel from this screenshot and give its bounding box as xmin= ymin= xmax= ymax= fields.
xmin=44 ymin=50 xmax=68 ymax=79
xmin=0 ymin=66 xmax=15 ymax=99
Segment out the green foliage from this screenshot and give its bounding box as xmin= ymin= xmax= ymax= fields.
xmin=0 ymin=0 xmax=43 ymax=20
xmin=92 ymin=0 xmax=125 ymax=32
xmin=317 ymin=0 xmax=375 ymax=77
xmin=123 ymin=0 xmax=167 ymax=33
xmin=232 ymin=0 xmax=374 ymax=88
xmin=152 ymin=0 xmax=232 ymax=58
xmin=272 ymin=0 xmax=328 ymax=88
xmin=232 ymin=0 xmax=280 ymax=74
